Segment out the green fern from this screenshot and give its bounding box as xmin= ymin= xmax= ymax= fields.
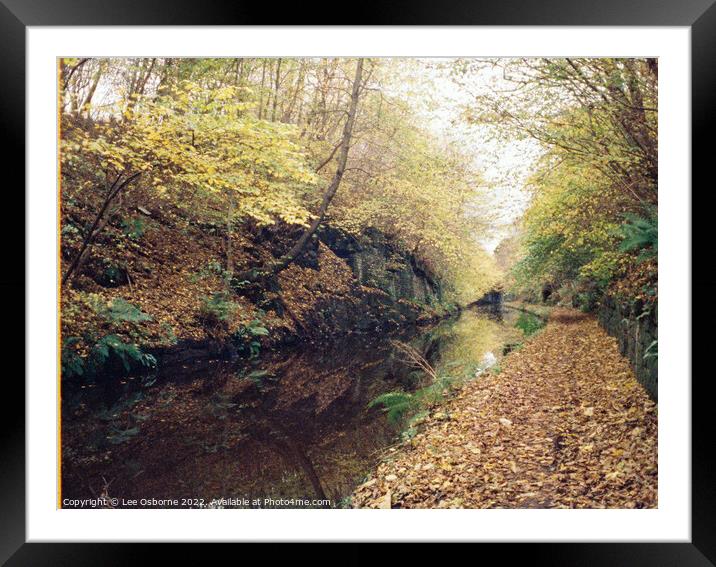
xmin=121 ymin=216 xmax=147 ymax=240
xmin=233 ymin=318 xmax=269 ymax=357
xmin=245 ymin=319 xmax=269 ymax=336
xmin=107 ymin=298 xmax=153 ymax=323
xmin=368 ymin=391 xmax=415 ymax=425
xmin=89 ymin=296 xmax=152 ymax=323
xmin=200 ymin=291 xmax=238 ymax=323
xmin=515 ymin=312 xmax=545 ymax=336
xmin=90 ymin=334 xmax=157 ymax=373
xmin=414 ymin=375 xmax=454 ymax=405
xmin=61 ymin=337 xmax=85 ymax=378
xmin=619 ymin=213 xmax=657 ymax=261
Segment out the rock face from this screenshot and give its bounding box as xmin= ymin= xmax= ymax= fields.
xmin=319 ymin=226 xmax=442 ymax=306
xmin=472 ymin=289 xmax=503 ymax=307
xmin=154 ymin=225 xmax=448 ymax=370
xmin=598 ymin=295 xmax=658 ymax=401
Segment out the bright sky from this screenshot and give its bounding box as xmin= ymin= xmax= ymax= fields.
xmin=386 ymin=58 xmax=544 ymax=253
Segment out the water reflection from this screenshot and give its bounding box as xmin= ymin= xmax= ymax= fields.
xmin=62 ymin=306 xmax=523 ymax=507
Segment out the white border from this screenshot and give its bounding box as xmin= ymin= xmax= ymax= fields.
xmin=27 ymin=26 xmax=691 ymax=542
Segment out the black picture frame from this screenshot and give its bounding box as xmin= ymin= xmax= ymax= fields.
xmin=4 ymin=0 xmax=713 ymax=562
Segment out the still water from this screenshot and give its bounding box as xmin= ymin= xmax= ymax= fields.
xmin=62 ymin=305 xmax=523 ymax=508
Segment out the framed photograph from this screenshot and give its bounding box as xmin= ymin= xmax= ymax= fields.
xmin=5 ymin=0 xmax=712 ymax=561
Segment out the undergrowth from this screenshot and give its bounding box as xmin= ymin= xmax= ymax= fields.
xmin=368 ymin=341 xmax=486 ymax=440
xmin=515 ymin=311 xmax=546 ymax=336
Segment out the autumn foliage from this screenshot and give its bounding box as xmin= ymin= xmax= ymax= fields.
xmin=59 ymin=57 xmax=500 ymax=375
xmin=468 ymin=58 xmax=658 ymax=307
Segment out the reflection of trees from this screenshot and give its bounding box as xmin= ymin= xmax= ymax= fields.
xmin=259 ymin=420 xmax=329 ymax=504
xmin=408 ymin=307 xmax=505 ymax=378
xmin=228 ymin=340 xmax=411 ymax=505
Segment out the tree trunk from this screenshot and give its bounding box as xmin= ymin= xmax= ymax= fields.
xmin=155 ymin=58 xmax=174 ymax=99
xmin=124 ymin=58 xmax=156 ymax=118
xmin=80 ymin=62 xmax=104 ymax=116
xmin=225 ymin=198 xmax=234 ymax=276
xmin=62 ymin=58 xmax=89 ymax=91
xmin=266 ymin=421 xmax=329 ymax=505
xmin=284 ymin=60 xmax=305 ymax=123
xmin=258 ymin=60 xmax=267 ymax=120
xmin=234 ymin=58 xmax=364 ymax=284
xmin=271 ymin=58 xmax=282 ymax=122
xmin=62 ymin=173 xmax=142 ymax=287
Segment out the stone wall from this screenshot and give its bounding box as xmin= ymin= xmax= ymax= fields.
xmin=597 ymin=295 xmax=658 ymax=401
xmin=319 ymin=226 xmax=442 ymax=306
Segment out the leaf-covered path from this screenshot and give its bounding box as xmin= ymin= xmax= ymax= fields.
xmin=352 ymin=309 xmax=658 ymax=509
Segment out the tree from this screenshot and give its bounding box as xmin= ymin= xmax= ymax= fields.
xmin=463 ymin=59 xmax=658 ymax=298
xmin=60 ymin=57 xmax=502 ymax=303
xmin=60 ymin=78 xmax=318 ymax=287
xmin=235 ymin=58 xmax=365 ymax=282
xmin=62 ymin=172 xmax=142 ymax=286
xmin=459 ymin=58 xmax=657 ymax=206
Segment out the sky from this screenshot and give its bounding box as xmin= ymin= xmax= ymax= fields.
xmin=386 ymin=58 xmax=543 ymax=253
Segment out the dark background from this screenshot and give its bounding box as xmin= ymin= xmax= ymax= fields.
xmin=2 ymin=0 xmax=713 ymax=563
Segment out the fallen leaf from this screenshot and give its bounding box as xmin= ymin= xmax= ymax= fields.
xmin=377 ymin=491 xmax=392 ymax=509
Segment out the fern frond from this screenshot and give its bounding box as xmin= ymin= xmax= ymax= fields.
xmin=368 ymin=391 xmax=413 ymax=409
